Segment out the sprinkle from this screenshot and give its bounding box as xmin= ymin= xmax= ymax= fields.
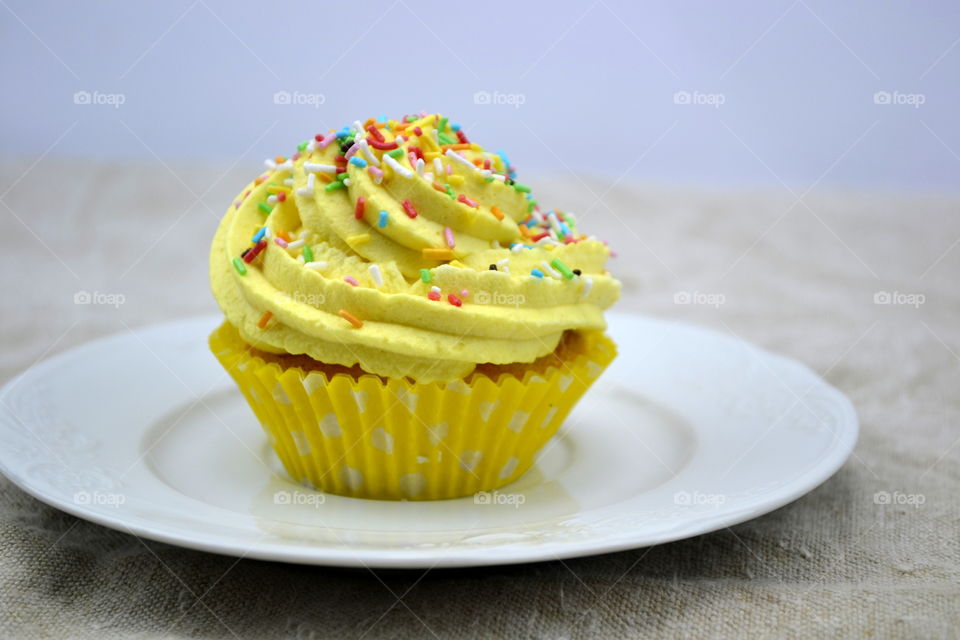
xmin=427 ymin=290 xmax=441 ymax=301
xmin=302 ymin=245 xmax=314 ymax=263
xmin=422 ymin=248 xmax=455 ymax=261
xmin=338 ymin=309 xmax=363 ymax=328
xmin=430 ymin=285 xmax=441 ymax=294
xmin=232 ymin=257 xmax=247 ymax=275
xmin=460 ymin=289 xmax=469 ymax=298
xmin=297 ymin=173 xmax=316 ymax=197
xmin=299 ymin=230 xmax=310 ymax=240
xmin=513 ymin=183 xmax=532 ymax=193
xmin=347 ymin=233 xmax=371 ymax=245
xmin=359 ymin=140 xmax=380 ymax=166
xmin=286 ymin=239 xmax=305 ymax=250
xmin=457 ymin=194 xmax=479 ymax=208
xmin=343 ymin=276 xmax=359 ymax=287
xmin=368 ymin=166 xmax=383 ymax=184
xmin=277 ymin=230 xmax=291 ymax=242
xmin=573 ymin=269 xmax=582 ymax=276
xmin=257 ymin=311 xmax=273 ymax=329
xmin=276 ymin=192 xmax=286 ymax=202
xmin=489 ymin=264 xmax=497 ymax=271
xmin=551 ymin=258 xmax=574 ymax=280
xmin=447 ymin=294 xmax=462 ymax=307
xmin=402 ymin=200 xmax=419 ymax=218
xmin=304 ymin=162 xmax=337 ymax=174
xmin=384 ymin=154 xmax=413 ymax=178
xmin=354 ymin=196 xmax=366 ymax=220
xmin=378 ymin=210 xmax=388 ymax=228
xmin=243 ymin=240 xmax=267 ymax=263
xmin=258 ymin=202 xmax=273 ymax=215
xmin=305 ymin=261 xmax=328 ymax=270
xmin=531 ymin=231 xmax=551 ymax=242
xmin=366 ymin=125 xmax=385 ymax=142
xmin=251 ymin=227 xmax=267 ymax=244
xmin=367 ymin=138 xmax=398 ymax=151
xmin=531 ymin=268 xmax=545 ymax=278
xmin=490 ymin=205 xmax=505 ymax=220
xmin=349 ymin=156 xmax=367 ymax=168
xmin=433 ymin=157 xmax=444 ymax=175
xmin=420 ymin=268 xmax=432 ymax=283
xmin=368 ymin=264 xmax=383 ymax=287
xmin=325 ymin=181 xmax=346 ymax=192
xmin=387 ymin=148 xmax=404 ymax=158
xmin=444 ymin=227 xmax=455 ymax=248
xmin=445 ymin=149 xmax=476 ymax=170
xmin=581 ymin=276 xmax=593 ymax=299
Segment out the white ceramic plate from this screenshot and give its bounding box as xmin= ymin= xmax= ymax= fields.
xmin=0 ymin=313 xmax=857 ymax=568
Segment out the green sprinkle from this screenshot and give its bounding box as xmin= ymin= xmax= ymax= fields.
xmin=445 ymin=185 xmax=455 ymax=200
xmin=297 ymin=141 xmax=308 ymax=152
xmin=551 ymin=258 xmax=575 ymax=280
xmin=420 ymin=268 xmax=431 ymax=283
xmin=513 ymin=183 xmax=532 ymax=193
xmin=387 ymin=148 xmax=404 ymax=158
xmin=337 ymin=172 xmax=349 ymax=180
xmin=406 ymin=115 xmax=417 ymax=122
xmin=232 ymin=257 xmax=247 ymax=275
xmin=302 ymin=245 xmax=314 ymax=262
xmin=258 ymin=202 xmax=273 ymax=215
xmin=325 ymin=181 xmax=346 ymax=192
xmin=527 ymin=201 xmax=537 ymax=212
xmin=484 ymin=177 xmax=494 ymax=183
xmin=438 ymin=132 xmax=455 ymax=145
xmin=438 ymin=116 xmax=448 ymax=132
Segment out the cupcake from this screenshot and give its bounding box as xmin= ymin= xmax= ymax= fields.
xmin=209 ymin=113 xmax=620 ymax=500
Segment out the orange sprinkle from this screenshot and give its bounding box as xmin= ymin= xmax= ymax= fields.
xmin=440 ymin=143 xmax=472 ymax=151
xmin=422 ymin=248 xmax=456 ymax=261
xmin=257 ymin=311 xmax=273 ymax=329
xmin=431 ymin=182 xmax=447 ymax=193
xmin=490 ymin=205 xmax=505 ymax=221
xmin=338 ymin=309 xmax=363 ymax=328
xmin=274 ymin=156 xmax=286 ymax=164
xmin=254 ymin=176 xmax=266 ymax=185
xmin=277 ymin=230 xmax=292 ymax=242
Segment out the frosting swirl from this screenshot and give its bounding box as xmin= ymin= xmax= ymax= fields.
xmin=210 ymin=113 xmax=620 ymax=382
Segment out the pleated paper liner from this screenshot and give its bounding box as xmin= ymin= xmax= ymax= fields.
xmin=209 ymin=321 xmax=616 ymax=500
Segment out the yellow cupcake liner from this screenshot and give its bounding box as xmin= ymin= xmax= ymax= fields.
xmin=209 ymin=322 xmax=616 ymax=500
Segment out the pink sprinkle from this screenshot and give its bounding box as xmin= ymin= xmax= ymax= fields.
xmin=292 ymin=152 xmax=301 ymax=161
xmin=367 ymin=166 xmax=383 ymax=183
xmin=318 ymin=135 xmax=338 ymax=150
xmin=344 ymin=276 xmax=359 ymax=287
xmin=234 ymin=200 xmax=241 ymax=209
xmin=444 ymin=227 xmax=455 ymax=248
xmin=274 ymin=238 xmax=288 ymax=248
xmin=446 ymin=164 xmax=452 ymax=175
xmin=408 ymin=152 xmax=418 ymax=168
xmin=460 ymin=289 xmax=469 ymax=298
xmin=344 ymin=143 xmax=359 ymax=160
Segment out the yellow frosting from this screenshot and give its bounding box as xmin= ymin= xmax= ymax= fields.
xmin=210 ymin=113 xmax=620 ymax=382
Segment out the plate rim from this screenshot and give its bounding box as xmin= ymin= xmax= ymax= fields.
xmin=0 ymin=312 xmax=859 ymax=568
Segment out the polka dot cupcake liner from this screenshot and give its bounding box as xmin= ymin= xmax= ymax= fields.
xmin=209 ymin=322 xmax=616 ymax=500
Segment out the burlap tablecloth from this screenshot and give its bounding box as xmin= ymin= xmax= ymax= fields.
xmin=1 ymin=159 xmax=957 ymax=638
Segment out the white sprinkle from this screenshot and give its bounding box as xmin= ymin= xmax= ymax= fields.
xmin=430 ymin=285 xmax=441 ymax=294
xmin=296 ymin=172 xmax=315 ymax=197
xmin=284 ymin=178 xmax=294 ymax=187
xmin=267 ymin=194 xmax=278 ymax=205
xmin=415 ymin=157 xmax=425 ymax=175
xmin=541 ymin=261 xmax=561 ymax=278
xmin=491 ymin=173 xmax=506 ymax=182
xmin=297 ymin=254 xmax=304 ymax=263
xmin=581 ymin=276 xmax=593 ymax=299
xmin=343 ymin=178 xmax=351 ymax=187
xmin=353 ymin=119 xmax=364 ymax=134
xmin=306 ymin=140 xmax=316 ymax=153
xmin=305 ymin=261 xmax=328 ymax=270
xmin=368 ymin=264 xmax=383 ymax=287
xmin=500 ymin=265 xmax=510 ymax=274
xmin=263 ymin=227 xmax=272 ymax=239
xmin=433 ymin=157 xmax=443 ymax=175
xmin=511 ymin=244 xmax=524 ymax=253
xmin=532 ymin=209 xmax=546 ymax=224
xmin=383 ymin=154 xmax=413 ymax=178
xmin=276 ymin=159 xmax=294 ymax=172
xmin=287 ymin=239 xmax=305 ymax=250
xmin=360 ymin=140 xmax=380 ymax=166
xmin=303 ymin=163 xmax=338 ymax=174
xmin=264 ymin=158 xmax=277 ymax=170
xmin=445 ymin=149 xmax=476 ymax=171
xmin=299 ymin=230 xmax=310 ymax=240
xmin=497 ymin=258 xmax=510 ymax=266
xmin=423 ymin=172 xmax=434 ymax=183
